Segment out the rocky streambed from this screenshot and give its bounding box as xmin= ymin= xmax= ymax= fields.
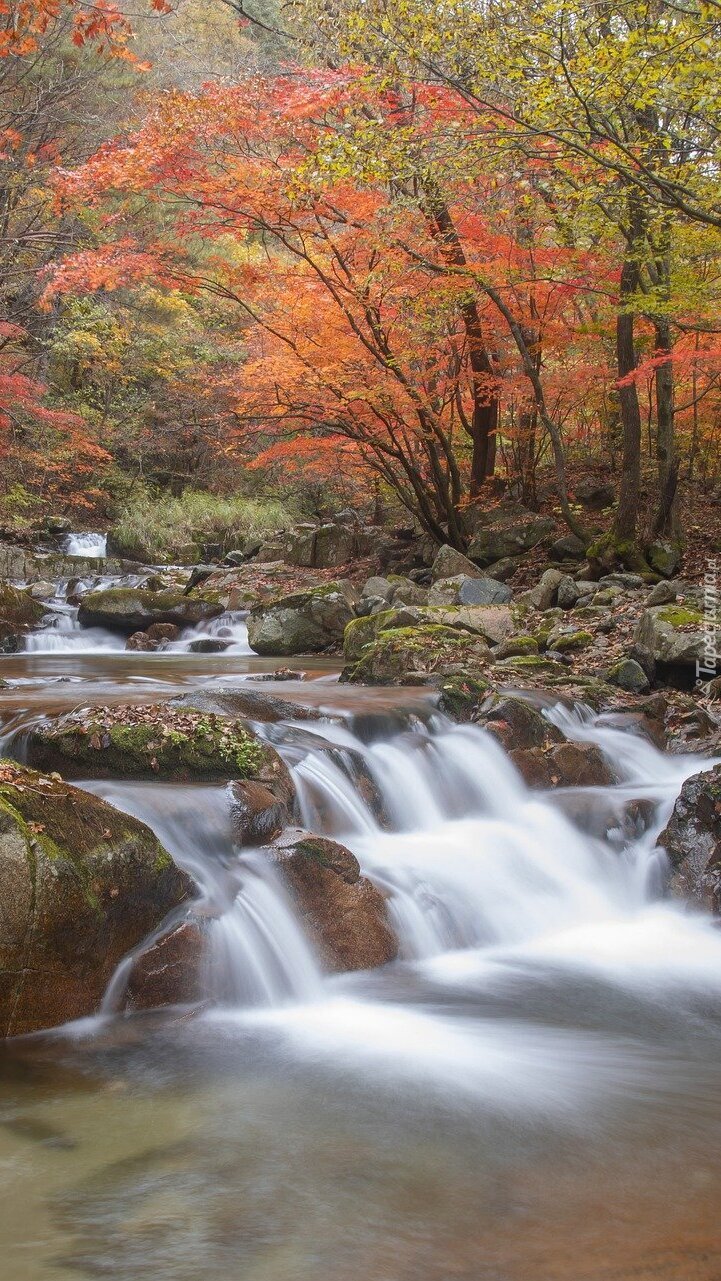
xmin=0 ymin=523 xmax=720 ymax=1280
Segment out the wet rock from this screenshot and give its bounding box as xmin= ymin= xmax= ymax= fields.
xmin=247 ymin=581 xmax=357 ymax=656
xmin=124 ymin=920 xmax=207 ymax=1011
xmin=345 ymin=624 xmax=492 ymax=685
xmin=272 ymin=831 xmax=397 ymax=972
xmin=431 ymin=544 xmax=481 ymax=582
xmin=147 ymin=622 xmax=180 ymax=643
xmin=230 ymin=780 xmax=290 ymax=845
xmin=78 ymin=588 xmax=223 ymax=635
xmin=172 ymin=688 xmax=321 ymax=723
xmin=188 ymin=639 xmax=230 ymax=654
xmin=27 ymin=580 xmax=56 ymax=600
xmin=125 ymin=631 xmax=159 ymax=652
xmin=25 ymin=703 xmax=291 ymax=788
xmin=0 ymin=582 xmax=45 ymax=647
xmin=512 ymin=741 xmax=617 ymax=790
xmin=657 ymin=765 xmax=721 ymax=911
xmin=467 ymin=512 xmax=554 ymax=566
xmin=606 ymin=658 xmax=651 ymax=694
xmin=0 ymin=763 xmax=191 ymax=1036
xmin=476 ymin=695 xmax=564 ymax=752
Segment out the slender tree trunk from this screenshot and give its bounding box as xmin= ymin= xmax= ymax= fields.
xmin=651 ymin=312 xmax=679 ymax=538
xmin=614 ymin=254 xmax=643 ymax=545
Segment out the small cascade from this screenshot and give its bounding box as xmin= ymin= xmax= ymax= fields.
xmin=81 ymin=780 xmax=322 ymax=1009
xmin=170 ymin=611 xmax=252 ymax=655
xmin=23 ymin=609 xmax=124 ymax=653
xmin=63 ymin=531 xmax=107 ymax=558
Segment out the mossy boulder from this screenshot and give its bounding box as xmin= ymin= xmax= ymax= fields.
xmin=0 ymin=582 xmax=45 ymax=649
xmin=606 ymin=658 xmax=651 ymax=694
xmin=0 ymin=761 xmax=191 ymax=1036
xmin=467 ymin=513 xmax=554 ymax=565
xmin=344 ymin=625 xmax=492 ymax=685
xmin=438 ymin=674 xmax=491 ymax=721
xmin=475 ymin=695 xmax=565 ymax=752
xmin=646 ymin=539 xmax=682 ymax=578
xmin=77 ymin=587 xmax=224 ymax=634
xmin=634 ymin=604 xmax=706 ymax=670
xmin=493 ymin=635 xmax=539 ymax=659
xmin=247 ymin=580 xmax=357 ymax=655
xmin=271 ymin=830 xmax=397 ymax=972
xmin=25 ymin=703 xmax=291 ymax=791
xmin=548 ymin=629 xmax=594 ymax=653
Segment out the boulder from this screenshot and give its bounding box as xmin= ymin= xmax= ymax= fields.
xmin=647 ymin=539 xmax=682 ymax=578
xmin=657 ymin=765 xmax=721 ymax=911
xmin=25 ymin=703 xmax=291 ymax=789
xmin=429 ymin=574 xmax=511 ymax=606
xmin=247 ymin=581 xmax=357 ymax=656
xmin=575 ymin=479 xmax=615 ymax=510
xmin=78 ymin=588 xmax=224 ymax=634
xmin=345 ymin=625 xmax=492 ymax=685
xmin=0 ymin=582 xmax=45 ymax=648
xmin=467 ymin=512 xmax=554 ymax=566
xmin=483 ymin=555 xmax=524 ymax=582
xmin=646 ymin=581 xmax=677 ymax=606
xmin=285 ymin=524 xmax=374 ymax=569
xmin=546 ymin=627 xmax=594 ymax=653
xmin=0 ymin=544 xmax=40 ymax=582
xmin=634 ymin=605 xmax=706 ymax=671
xmin=523 ymin=568 xmax=567 ymax=611
xmin=512 ymin=741 xmax=617 ymax=790
xmin=431 ymin=544 xmax=481 ymax=582
xmin=27 ymin=580 xmax=56 ymax=600
xmin=606 ymin=658 xmax=651 ymax=694
xmin=476 ymin=695 xmax=564 ymax=752
xmin=388 ymin=577 xmax=428 ymax=606
xmin=124 ymin=920 xmax=207 ymax=1011
xmin=125 ymin=631 xmax=159 ymax=652
xmin=271 ymin=831 xmax=397 ymax=972
xmin=230 ymin=780 xmax=290 ymax=845
xmin=549 ymin=533 xmax=587 ymax=562
xmin=557 ymin=576 xmax=596 ymax=609
xmin=0 ymin=762 xmax=191 ymax=1036
xmin=362 ymin=575 xmax=394 ymax=602
xmin=170 ymin=687 xmax=322 ymax=723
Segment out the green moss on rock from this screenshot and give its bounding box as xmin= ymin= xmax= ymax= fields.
xmin=25 ymin=703 xmax=281 ymax=783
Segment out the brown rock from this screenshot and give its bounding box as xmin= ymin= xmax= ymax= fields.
xmin=230 ymin=779 xmax=290 ymax=845
xmin=657 ymin=765 xmax=721 ymax=911
xmin=272 ymin=831 xmax=397 ymax=973
xmin=125 ymin=631 xmax=159 ymax=652
xmin=147 ymin=622 xmax=181 ymax=642
xmin=125 ymin=920 xmax=206 ymax=1010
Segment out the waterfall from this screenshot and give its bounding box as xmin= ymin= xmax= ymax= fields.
xmin=77 ymin=704 xmax=721 ymax=1018
xmin=63 ymin=531 xmax=108 ymax=558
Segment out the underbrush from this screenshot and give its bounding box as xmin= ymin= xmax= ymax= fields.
xmin=109 ymin=488 xmax=294 ymax=563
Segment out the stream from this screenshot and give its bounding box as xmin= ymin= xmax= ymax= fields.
xmin=1 ymin=555 xmax=721 ymax=1280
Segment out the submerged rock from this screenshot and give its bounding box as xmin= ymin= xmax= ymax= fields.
xmin=271 ymin=831 xmax=397 ymax=972
xmin=78 ymin=587 xmax=223 ymax=634
xmin=247 ymin=581 xmax=357 ymax=655
xmin=25 ymin=703 xmax=291 ymax=788
xmin=0 ymin=762 xmax=191 ymax=1036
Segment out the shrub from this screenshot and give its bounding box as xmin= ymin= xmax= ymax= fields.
xmin=110 ymin=487 xmax=295 ymax=563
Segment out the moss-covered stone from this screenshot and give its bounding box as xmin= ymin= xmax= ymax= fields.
xmin=25 ymin=703 xmax=288 ymax=786
xmin=344 ymin=624 xmax=492 ymax=685
xmin=77 ymin=587 xmax=224 ymax=634
xmin=0 ymin=761 xmax=191 ymax=1036
xmin=343 ymin=609 xmax=394 ymax=662
xmin=551 ymin=630 xmax=593 ymax=653
xmin=438 ymin=674 xmax=491 ymax=720
xmin=493 ymin=635 xmax=539 ymax=659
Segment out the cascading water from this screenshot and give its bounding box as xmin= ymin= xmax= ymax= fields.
xmin=63 ymin=531 xmax=108 ymax=558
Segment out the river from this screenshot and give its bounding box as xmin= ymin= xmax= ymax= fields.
xmin=1 ymin=564 xmax=721 ymax=1280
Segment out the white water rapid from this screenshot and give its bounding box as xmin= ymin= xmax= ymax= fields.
xmin=63 ymin=531 xmax=108 ymax=557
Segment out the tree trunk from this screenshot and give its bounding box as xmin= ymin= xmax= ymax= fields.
xmin=614 ymin=254 xmax=643 ymax=545
xmin=651 ymin=313 xmax=679 ymax=538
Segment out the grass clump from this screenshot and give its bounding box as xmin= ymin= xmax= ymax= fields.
xmin=110 ymin=487 xmax=295 ymax=563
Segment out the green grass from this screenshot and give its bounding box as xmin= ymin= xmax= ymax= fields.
xmin=110 ymin=488 xmax=294 ymax=563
